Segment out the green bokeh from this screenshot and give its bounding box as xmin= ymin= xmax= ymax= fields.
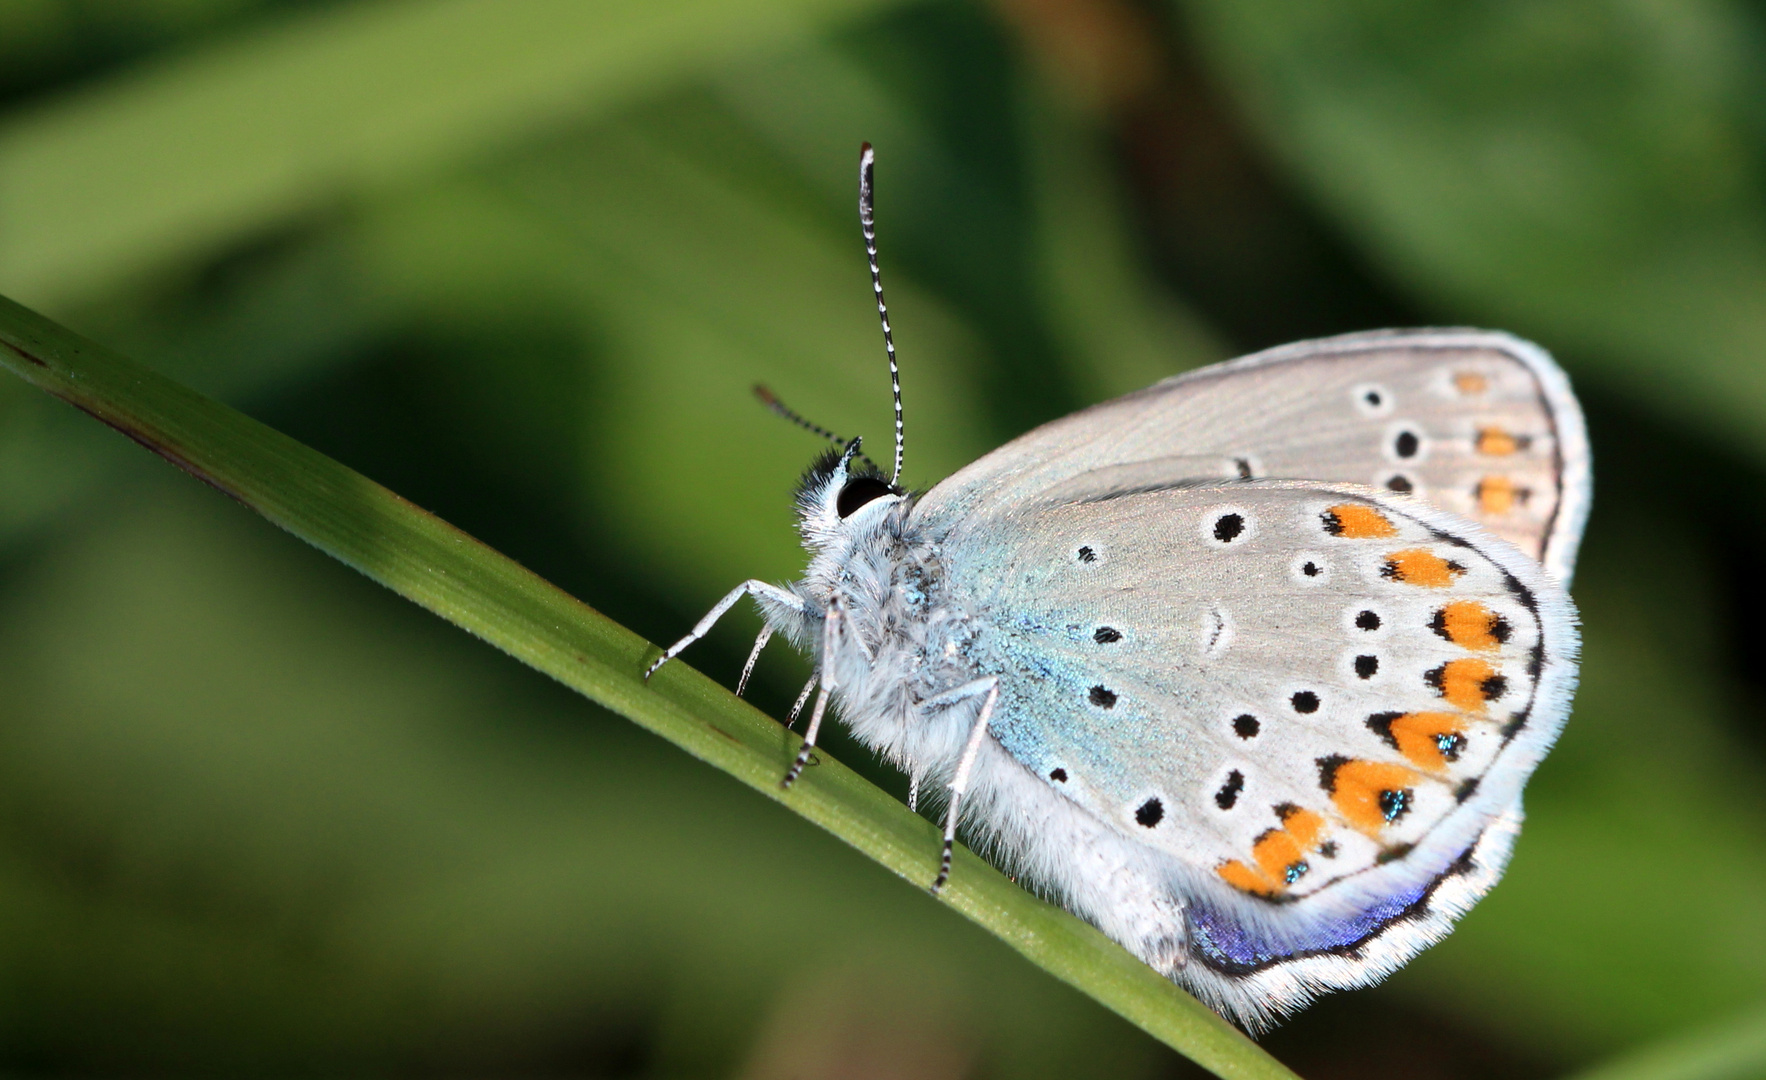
xmin=0 ymin=1 xmax=1761 ymax=1076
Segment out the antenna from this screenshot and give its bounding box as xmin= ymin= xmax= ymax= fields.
xmin=754 ymin=384 xmax=846 ymax=446
xmin=753 ymin=384 xmax=882 ymax=474
xmin=859 ymin=143 xmax=904 ymax=486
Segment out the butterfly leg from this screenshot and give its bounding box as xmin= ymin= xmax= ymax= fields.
xmin=735 ymin=624 xmax=774 ymax=697
xmin=644 ymin=580 xmax=805 ymax=681
xmin=783 ymin=673 xmax=817 ymax=730
xmin=782 ymin=598 xmax=843 ymax=789
xmin=926 ymin=677 xmax=1000 ymax=895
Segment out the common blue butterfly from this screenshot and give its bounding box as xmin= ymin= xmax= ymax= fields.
xmin=647 ymin=145 xmax=1586 ymax=1030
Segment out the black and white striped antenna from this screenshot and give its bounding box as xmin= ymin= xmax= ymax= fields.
xmin=753 ymin=384 xmax=847 ymax=446
xmin=859 ymin=143 xmax=904 ymax=486
xmin=752 ymin=384 xmax=881 ymax=473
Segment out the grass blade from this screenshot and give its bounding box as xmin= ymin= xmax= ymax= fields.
xmin=0 ymin=291 xmax=1301 ymax=1080
xmin=0 ymin=0 xmax=907 ymax=307
xmin=1564 ymin=1003 xmax=1766 ymax=1080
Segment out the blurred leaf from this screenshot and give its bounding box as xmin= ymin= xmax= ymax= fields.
xmin=1019 ymin=83 xmax=1225 ymax=399
xmin=0 ymin=472 xmax=1155 ymax=1076
xmin=493 ymin=110 xmax=996 ymax=596
xmin=1566 ymin=1002 xmax=1766 ymax=1080
xmin=0 ymin=0 xmax=913 ymax=310
xmin=0 ymin=208 xmax=414 ymax=553
xmin=0 ymin=293 xmax=1300 ymax=1079
xmin=0 ymin=0 xmax=275 ymax=100
xmin=1176 ymin=0 xmax=1766 ymax=458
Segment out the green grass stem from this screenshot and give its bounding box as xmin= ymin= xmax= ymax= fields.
xmin=0 ymin=292 xmax=1299 ymax=1080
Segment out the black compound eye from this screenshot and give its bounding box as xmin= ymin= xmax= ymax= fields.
xmin=836 ymin=476 xmax=894 ymax=518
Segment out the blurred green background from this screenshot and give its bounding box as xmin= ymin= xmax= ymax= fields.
xmin=1 ymin=1 xmax=1764 ymax=1077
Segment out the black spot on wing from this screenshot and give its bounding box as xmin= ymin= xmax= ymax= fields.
xmin=1366 ymin=711 xmax=1403 ymax=750
xmin=1050 ymin=768 xmax=1068 ymax=783
xmin=1233 ymin=713 xmax=1260 ymax=739
xmin=1089 ymin=685 xmax=1118 ymax=708
xmin=1317 ymin=755 xmax=1348 ymax=793
xmin=1291 ymin=690 xmax=1320 ymax=714
xmin=1094 ymin=626 xmax=1122 ymax=644
xmin=1356 ymin=609 xmax=1381 ymax=631
xmin=1136 ymin=798 xmax=1164 ymax=827
xmin=1215 ymin=770 xmax=1244 ymax=810
xmin=1355 ymin=654 xmax=1379 ymax=679
xmin=1376 ymin=842 xmax=1414 ymax=864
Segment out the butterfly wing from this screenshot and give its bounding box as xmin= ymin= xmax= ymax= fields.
xmin=912 ymin=329 xmax=1591 ymax=582
xmin=941 ymin=480 xmax=1577 ymax=1014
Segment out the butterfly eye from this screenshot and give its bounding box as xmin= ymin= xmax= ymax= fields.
xmin=836 ymin=476 xmax=894 ymax=518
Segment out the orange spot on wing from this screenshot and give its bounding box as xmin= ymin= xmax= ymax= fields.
xmin=1323 ymin=759 xmax=1419 ymax=834
xmin=1219 ymin=806 xmax=1333 ymax=897
xmin=1430 ymin=658 xmax=1503 ymax=711
xmin=1454 ymin=372 xmax=1488 ymax=394
xmin=1434 ymin=600 xmax=1505 ymax=651
xmin=1323 ymin=503 xmax=1398 ymax=538
xmin=1386 ymin=712 xmax=1467 ymax=772
xmin=1278 ymin=805 xmax=1326 ymax=848
xmin=1381 ymin=549 xmax=1466 ymax=587
xmin=1476 ymin=475 xmax=1532 ymax=514
xmin=1252 ymin=828 xmax=1305 ymax=882
xmin=1218 ymin=860 xmax=1276 ymax=896
xmin=1476 ymin=427 xmax=1521 ymax=455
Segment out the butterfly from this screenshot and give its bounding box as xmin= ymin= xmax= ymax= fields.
xmin=646 ymin=145 xmax=1586 ymax=1031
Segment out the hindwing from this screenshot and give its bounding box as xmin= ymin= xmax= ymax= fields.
xmin=945 ymin=481 xmax=1577 ymax=956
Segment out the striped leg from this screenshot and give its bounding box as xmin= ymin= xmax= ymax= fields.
xmin=644 ymin=580 xmax=803 ymax=681
xmin=781 ymin=598 xmax=843 ymax=789
xmin=784 ymin=674 xmax=817 ymax=729
xmin=735 ymin=624 xmax=774 ymax=697
xmin=924 ymin=677 xmax=1000 ymax=895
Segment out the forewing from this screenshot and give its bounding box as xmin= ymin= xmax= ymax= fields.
xmin=955 ymin=481 xmax=1577 ymax=944
xmin=911 ymin=329 xmax=1591 ymax=582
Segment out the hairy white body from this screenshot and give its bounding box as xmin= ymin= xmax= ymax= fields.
xmin=758 ymin=492 xmax=1194 ymax=972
